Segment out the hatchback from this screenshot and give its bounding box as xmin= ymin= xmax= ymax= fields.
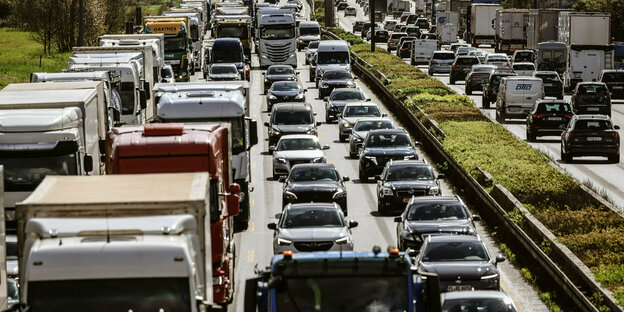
xmin=526 ymin=99 xmax=573 ymax=142
xmin=598 ymin=70 xmax=624 ymax=99
xmin=450 ymin=56 xmax=480 ymax=84
xmin=533 ymin=71 xmax=563 ymax=99
xmin=465 ymin=65 xmax=496 ymax=95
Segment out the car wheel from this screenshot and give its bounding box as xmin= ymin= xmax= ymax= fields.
xmin=609 ymin=154 xmax=620 ymax=163
xmin=466 ymin=87 xmax=472 ymax=95
xmin=273 ymin=173 xmax=280 ymax=180
xmin=526 ymin=129 xmax=536 ymax=142
xmin=305 ymin=59 xmax=309 ymax=65
xmin=482 ymin=95 xmax=490 ymax=109
xmin=429 ymin=69 xmax=434 ymax=75
xmin=561 ymin=145 xmax=572 ymax=162
xmin=495 ymin=109 xmax=503 ymax=123
xmin=449 ymin=78 xmax=455 ymax=85
xmin=339 ymin=134 xmax=347 ymax=142
xmin=349 ymin=150 xmax=357 ymax=159
xmin=359 ymin=168 xmax=368 ymax=182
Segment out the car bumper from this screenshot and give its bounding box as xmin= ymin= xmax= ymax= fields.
xmin=574 ymin=106 xmax=610 ymax=116
xmin=466 ymin=79 xmax=486 ymax=90
xmin=439 ymin=278 xmax=500 ymax=292
xmin=429 ymin=65 xmax=451 ymax=73
xmin=503 ymin=106 xmax=532 ymax=118
xmin=274 ymin=240 xmax=354 ymax=254
xmin=339 ymin=125 xmax=353 ymax=136
xmin=567 ymin=146 xmax=619 ymax=156
xmin=450 ymin=71 xmax=468 ymax=80
xmin=349 ymin=138 xmax=363 ymax=154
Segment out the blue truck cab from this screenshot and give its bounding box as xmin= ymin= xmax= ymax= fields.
xmin=245 ymin=248 xmax=442 ymax=312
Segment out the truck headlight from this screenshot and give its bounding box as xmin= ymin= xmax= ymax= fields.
xmin=381 ymin=187 xmax=393 ymax=196
xmin=332 ymin=190 xmax=346 ymax=198
xmin=364 ymin=156 xmax=377 ymax=165
xmin=277 ymin=238 xmax=293 ymax=245
xmin=428 ymin=186 xmax=440 ymax=195
xmin=276 ymin=157 xmax=286 ymax=164
xmin=284 ymin=191 xmax=298 ymax=199
xmin=335 ymin=237 xmax=350 ymax=244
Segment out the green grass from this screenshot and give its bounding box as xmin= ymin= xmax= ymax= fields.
xmin=0 ymin=28 xmax=70 ymax=89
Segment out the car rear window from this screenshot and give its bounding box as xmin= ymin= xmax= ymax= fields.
xmin=536 ymin=103 xmax=570 ymax=113
xmin=601 ymin=72 xmax=624 ymax=82
xmin=574 ymin=120 xmax=612 ymax=130
xmin=535 ymin=73 xmax=560 ymax=82
xmin=433 ymin=53 xmax=455 ymax=60
xmin=514 ymin=64 xmax=535 ymax=70
xmin=578 ymin=85 xmax=608 ymax=94
xmin=456 ymin=58 xmax=479 ymax=65
xmin=391 ymin=33 xmax=406 ymax=39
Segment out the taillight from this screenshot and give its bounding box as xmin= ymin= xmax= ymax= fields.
xmin=453 ymin=64 xmax=460 ymax=68
xmin=569 ymin=132 xmax=582 ymax=137
xmin=471 ymin=74 xmax=480 ymax=78
xmin=532 ymin=114 xmax=544 ymax=118
xmin=564 ymin=114 xmax=573 ymax=118
xmin=488 ymin=86 xmax=492 ymax=92
xmin=431 ymin=61 xmax=438 ymax=65
xmin=607 ymin=132 xmax=618 ymax=138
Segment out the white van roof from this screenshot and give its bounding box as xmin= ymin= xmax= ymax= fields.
xmin=317 ymin=40 xmax=349 ymax=52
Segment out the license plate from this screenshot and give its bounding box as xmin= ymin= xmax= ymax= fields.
xmin=587 ymin=137 xmax=602 ymax=141
xmin=509 ymin=107 xmax=521 ymax=112
xmin=447 ymin=285 xmax=473 ymax=291
xmin=403 ymin=198 xmax=410 ymax=203
xmin=587 ymin=107 xmax=600 ymax=111
xmin=614 ymin=86 xmax=624 ymax=90
xmin=548 ymin=117 xmax=562 ymax=121
xmin=545 ymin=83 xmax=553 ymax=87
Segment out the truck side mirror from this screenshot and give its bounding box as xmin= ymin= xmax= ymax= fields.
xmin=244 ymin=277 xmax=260 ymax=312
xmin=142 ymin=80 xmax=151 ymax=100
xmin=139 ymin=90 xmax=147 ymax=110
xmin=250 ymin=119 xmax=259 ymax=147
xmin=84 ymin=154 xmax=93 ymax=173
xmin=227 ymin=192 xmax=240 ymax=217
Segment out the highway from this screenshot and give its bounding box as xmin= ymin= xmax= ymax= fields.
xmin=224 ymin=1 xmax=550 ymax=311
xmin=337 ymin=2 xmax=624 ymax=214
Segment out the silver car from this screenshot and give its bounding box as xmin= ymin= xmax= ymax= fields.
xmin=208 ymin=63 xmax=240 ymax=81
xmin=348 ymin=117 xmax=396 ymax=158
xmin=271 ymin=135 xmax=330 ymax=179
xmin=338 ymin=102 xmax=384 ymax=142
xmin=485 ymin=53 xmax=512 ymax=71
xmin=268 ymin=203 xmax=358 ymax=254
xmin=305 ymin=41 xmax=319 ymax=65
xmin=428 ymin=51 xmax=456 ymax=75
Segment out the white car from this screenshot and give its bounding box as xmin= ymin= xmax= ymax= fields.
xmin=485 ymin=53 xmax=512 ymax=70
xmin=512 ymin=62 xmax=536 ymax=76
xmin=271 ymin=135 xmax=329 ymax=179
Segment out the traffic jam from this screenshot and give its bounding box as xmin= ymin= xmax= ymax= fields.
xmin=0 ymin=0 xmax=622 ymax=310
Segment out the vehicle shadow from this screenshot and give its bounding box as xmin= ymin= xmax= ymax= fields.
xmin=502 ymin=120 xmax=526 ymax=125
xmin=533 ymin=139 xmax=561 ymax=144
xmin=260 ymin=151 xmax=272 ymax=156
xmin=556 ymin=158 xmax=615 ymax=165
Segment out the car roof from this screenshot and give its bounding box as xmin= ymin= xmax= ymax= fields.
xmin=386 ymin=160 xmax=427 ymax=167
xmin=272 ymin=103 xmax=312 ymax=111
xmin=536 ymin=99 xmax=567 ymax=104
xmin=408 ymin=195 xmax=461 ymax=204
xmin=442 ymin=290 xmax=513 ymax=301
xmin=534 ymin=71 xmax=558 ymax=75
xmin=573 ymin=114 xmax=611 ymax=121
xmin=368 ymin=128 xmax=407 ymax=135
xmin=331 ymin=88 xmax=362 ymax=93
xmin=513 ymin=62 xmax=535 ymax=66
xmin=433 ymin=50 xmax=454 ymax=54
xmin=286 ymin=202 xmax=340 ymax=210
xmin=426 ymin=234 xmax=481 ymax=243
xmin=344 ymin=102 xmax=379 ymax=107
xmin=354 ymin=117 xmax=393 ymax=123
xmin=267 ymin=65 xmax=294 ymax=70
xmin=291 ymin=163 xmax=336 ymax=170
xmin=577 ymin=81 xmax=607 ymax=86
xmin=279 ymin=134 xmax=319 ymax=140
xmin=323 ymin=69 xmax=351 ymax=75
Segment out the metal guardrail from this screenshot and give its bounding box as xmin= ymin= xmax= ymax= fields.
xmin=322 ymin=28 xmax=622 ymax=311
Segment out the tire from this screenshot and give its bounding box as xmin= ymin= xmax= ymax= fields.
xmin=339 ymin=134 xmax=347 ymax=142
xmin=273 ymin=173 xmax=280 ymax=180
xmin=377 ymin=200 xmax=385 ymax=214
xmin=561 ymin=145 xmax=572 ymax=163
xmin=450 ymin=78 xmax=455 ymax=85
xmin=482 ymin=94 xmax=490 ymax=109
xmin=359 ymin=168 xmax=368 ymax=182
xmin=411 ymin=58 xmax=416 ymax=66
xmin=466 ymin=87 xmax=472 ymax=95
xmin=526 ymin=129 xmax=536 ymax=142
xmin=429 ymin=69 xmax=434 ymax=75
xmin=609 ymin=154 xmax=620 ymax=163
xmin=349 ymin=150 xmax=357 ymax=159
xmin=495 ymin=109 xmax=503 ymax=123
xmin=305 ymin=59 xmax=309 ymax=65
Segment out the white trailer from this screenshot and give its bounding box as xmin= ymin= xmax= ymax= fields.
xmin=565 ymin=45 xmax=615 ymax=90
xmin=558 ymin=12 xmax=611 ymax=46
xmin=467 ymin=3 xmax=502 ymax=47
xmin=98 ymin=33 xmax=165 ymax=83
xmin=437 ymin=23 xmax=458 ymax=45
xmin=16 ymin=173 xmax=227 ymax=311
xmin=494 ymin=9 xmax=529 ymax=54
xmin=436 ymin=11 xmax=459 ymax=27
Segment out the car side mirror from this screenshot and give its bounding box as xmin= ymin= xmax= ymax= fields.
xmin=472 ymin=214 xmax=481 ymax=221
xmin=264 ymin=122 xmax=270 ymax=127
xmin=342 ymin=176 xmax=350 ymax=181
xmin=382 ymin=113 xmax=388 ymax=117
xmin=348 ymin=220 xmax=358 ymax=228
xmin=296 ymin=72 xmax=300 ymax=75
xmin=278 ymin=176 xmax=286 ymax=183
xmin=262 ymin=72 xmax=266 ymax=75
xmin=267 ymin=222 xmax=277 ymax=230
xmin=322 ymin=145 xmax=330 ymax=150
xmin=84 ymin=154 xmax=93 ymax=173
xmin=316 ymin=121 xmax=321 ymax=126
xmin=393 ymin=216 xmax=402 ymax=222
xmin=304 ymin=89 xmax=308 ymax=93
xmin=615 ymin=125 xmax=620 ymax=130
xmin=313 ymin=112 xmax=318 ymax=116
xmin=269 ymin=146 xmax=276 ymax=152
xmin=437 ymin=174 xmax=445 ymax=179
xmin=249 ymin=119 xmax=259 ymax=147
xmin=495 ymin=254 xmax=506 ymax=264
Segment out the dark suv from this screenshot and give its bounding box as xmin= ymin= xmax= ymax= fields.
xmin=526 ymin=99 xmax=573 ymax=142
xmin=358 ymin=129 xmax=419 ymax=181
xmin=265 ymin=103 xmax=318 ymax=146
xmin=482 ymin=72 xmax=516 ymax=109
xmin=561 ymin=115 xmax=620 ymax=163
xmin=598 ymin=70 xmax=624 ymax=99
xmin=570 ymin=82 xmax=611 ymax=116
xmin=375 ymin=160 xmax=444 ymax=215
xmin=280 ymin=163 xmax=349 ymax=214
xmin=533 ymin=71 xmax=563 ymax=99
xmin=450 ymin=56 xmax=480 ymax=84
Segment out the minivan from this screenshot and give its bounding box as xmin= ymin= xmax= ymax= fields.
xmin=496 ymin=77 xmax=544 ymax=122
xmin=297 ymin=21 xmax=321 ymax=50
xmin=211 ymin=38 xmax=249 ymax=80
xmin=312 ymin=40 xmax=350 ymax=82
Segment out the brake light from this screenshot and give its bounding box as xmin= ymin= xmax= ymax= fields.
xmin=564 ymin=114 xmax=573 ymax=118
xmin=471 ymin=74 xmax=480 ymax=78
xmin=431 ymin=61 xmax=438 ymax=65
xmin=569 ymin=132 xmax=583 ymax=137
xmin=532 ymin=114 xmax=544 ymax=118
xmin=453 ymin=64 xmax=460 ymax=68
xmin=606 ymin=132 xmax=619 ymax=138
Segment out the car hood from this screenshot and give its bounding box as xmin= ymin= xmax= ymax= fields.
xmin=385 ymin=180 xmax=435 ymax=190
xmin=279 ymin=227 xmax=348 ymax=241
xmin=328 ymin=100 xmax=365 ymax=108
xmin=270 ymin=90 xmax=302 ymax=97
xmin=364 ymin=147 xmax=416 ymax=156
xmin=287 ymin=181 xmax=340 ymax=192
xmin=404 ymin=220 xmax=474 ymax=235
xmin=419 ymin=261 xmax=497 ymax=280
xmin=318 ymin=64 xmax=350 ymax=72
xmin=343 ymin=116 xmax=378 ymax=125
xmin=272 ymin=124 xmax=314 ymax=133
xmin=275 ymin=149 xmax=325 ymax=159
xmin=352 ymin=131 xmax=368 ymax=139
xmin=266 ymin=74 xmax=295 ymax=81
xmin=322 ymin=79 xmax=353 ymax=85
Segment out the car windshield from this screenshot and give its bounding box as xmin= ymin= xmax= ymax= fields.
xmin=273 ymin=82 xmax=300 ymax=91
xmin=274 ymin=111 xmax=313 ymax=125
xmin=423 ymin=241 xmax=489 ymax=261
xmin=308 ymin=41 xmax=319 ymax=49
xmin=578 ymin=85 xmax=608 ymax=94
xmin=434 ymin=53 xmax=455 ymax=60
xmin=407 ymin=203 xmax=467 ymax=221
xmin=212 ymin=49 xmax=243 ymax=63
xmin=535 ymin=73 xmax=560 ymax=82
xmin=573 ymin=120 xmax=612 ymax=130
xmin=299 ymin=27 xmax=320 ymax=36
xmin=354 ymin=120 xmax=393 ymax=131
xmin=323 ymin=71 xmax=352 ymax=80
xmin=331 ymin=90 xmax=364 ymax=101
xmin=366 ymin=133 xmax=412 ymax=147
xmin=281 ymin=209 xmax=344 ymax=228
xmin=514 ymin=64 xmax=535 ymax=70
xmin=343 ymin=105 xmax=381 ymax=117
xmin=290 ymin=167 xmax=338 ymax=182
xmin=5 ymin=239 xmax=17 ymax=260
xmin=261 ymin=25 xmax=295 ymax=39
xmin=210 ymin=65 xmax=238 ymax=75
xmin=602 ymin=72 xmax=624 ymax=82
xmin=488 ymin=56 xmax=507 ymax=62
xmin=536 ymin=103 xmax=570 ymax=113
xmin=386 ymin=166 xmax=434 ymax=181
xmin=514 ymin=51 xmax=535 ymax=62
xmin=317 ymin=52 xmax=350 ymax=65
xmin=442 ymin=298 xmax=517 ymax=312
xmin=277 ymin=138 xmax=320 ymax=151
xmin=268 ymin=66 xmax=295 ymax=75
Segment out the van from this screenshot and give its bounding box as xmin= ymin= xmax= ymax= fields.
xmin=297 ymin=21 xmax=321 ymax=50
xmin=312 ymin=40 xmax=350 ymax=82
xmin=411 ymin=39 xmax=438 ymax=65
xmin=496 ymin=77 xmax=544 ymax=122
xmin=211 ymin=38 xmax=250 ymax=80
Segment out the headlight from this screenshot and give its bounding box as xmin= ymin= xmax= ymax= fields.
xmin=343 ymin=122 xmax=351 ymax=128
xmin=364 ymin=156 xmax=377 ymax=165
xmin=346 ymin=81 xmax=355 ymax=87
xmin=313 ymin=157 xmax=325 ymax=163
xmin=400 ymin=231 xmax=421 ymax=242
xmin=481 ymin=273 xmax=499 ymax=280
xmin=428 ymin=186 xmax=440 ymax=195
xmin=284 ymin=191 xmax=297 ymax=199
xmin=351 ymin=135 xmax=362 ymax=143
xmin=277 ymin=237 xmax=293 ymax=246
xmin=332 ymin=190 xmax=346 ymax=198
xmin=270 ymin=129 xmax=281 ymax=135
xmin=276 ymin=157 xmax=286 ymax=164
xmin=267 ymin=94 xmax=277 ymax=100
xmin=381 ymin=187 xmax=393 ymax=197
xmin=320 ymin=83 xmax=329 ymax=88
xmin=295 ymin=93 xmax=304 ymax=99
xmin=335 ymin=236 xmax=350 ymax=244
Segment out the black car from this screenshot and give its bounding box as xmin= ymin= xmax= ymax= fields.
xmin=464 ymin=65 xmax=496 ymax=95
xmin=375 ymin=160 xmax=444 ymax=215
xmin=561 ymin=115 xmax=620 ymax=163
xmin=325 ymin=88 xmax=367 ymax=123
xmin=266 ymin=103 xmax=318 ymax=146
xmin=526 ymin=99 xmax=573 ymax=142
xmin=373 ymin=29 xmax=390 ymax=42
xmin=279 ymin=163 xmax=349 ymax=214
xmin=263 ymin=65 xmax=298 ymax=94
xmin=533 ymin=71 xmax=563 ymax=99
xmin=267 ymin=81 xmax=306 ymax=110
xmin=394 ymin=196 xmax=479 ymax=251
xmin=512 ymin=50 xmax=535 ymax=63
xmin=358 ymin=129 xmax=419 ymax=182
xmin=416 ymin=235 xmax=506 ymax=292
xmin=404 ymin=26 xmax=421 ymax=38
xmin=482 ymin=72 xmax=516 ymax=109
xmin=318 ymin=70 xmax=356 ymax=98
xmin=337 ymin=1 xmax=349 ymax=10
xmin=353 ymin=21 xmax=365 ymax=33
xmin=570 ymin=82 xmax=611 ymax=116
xmin=599 ymin=70 xmax=624 ymax=99
xmin=449 ymin=56 xmax=480 ymax=84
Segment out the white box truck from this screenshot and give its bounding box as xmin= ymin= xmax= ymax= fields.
xmin=437 ymin=23 xmax=458 ymax=45
xmin=411 ymin=39 xmax=439 ymax=65
xmin=467 ymin=3 xmax=502 ymax=47
xmin=15 ymin=172 xmax=230 ymax=311
xmin=98 ymin=33 xmax=166 ymax=83
xmin=494 ymin=9 xmax=529 ymax=54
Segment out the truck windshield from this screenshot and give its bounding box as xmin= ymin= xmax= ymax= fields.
xmin=2 ymin=153 xmax=78 ymax=191
xmin=261 ymin=25 xmax=295 ymax=39
xmin=191 ymin=25 xmax=199 ymax=41
xmin=317 ymin=52 xmax=349 ymax=65
xmin=274 ymin=276 xmax=409 ymax=311
xmin=299 ymin=27 xmax=319 ymax=36
xmin=212 ymin=49 xmax=244 ymax=63
xmin=218 ymin=25 xmax=249 ymax=38
xmin=120 ymin=82 xmax=136 ymax=114
xmin=27 ymin=277 xmax=191 ymax=312
xmin=165 ymin=38 xmax=187 ymax=52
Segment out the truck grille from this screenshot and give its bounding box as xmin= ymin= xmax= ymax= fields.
xmin=266 ymin=43 xmax=292 ymax=62
xmin=294 ymin=241 xmax=334 ymax=252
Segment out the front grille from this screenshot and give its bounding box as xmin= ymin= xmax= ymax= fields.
xmin=396 ymin=189 xmax=427 ymax=197
xmin=294 ymin=241 xmax=334 ymax=252
xmin=295 ymin=190 xmax=334 ymax=202
xmin=289 ymin=159 xmax=311 ymax=168
xmin=377 ymin=156 xmax=406 ymax=167
xmin=265 ymin=43 xmax=292 ymax=62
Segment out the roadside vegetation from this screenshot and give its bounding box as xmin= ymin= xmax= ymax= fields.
xmin=323 ymin=23 xmax=624 ymax=308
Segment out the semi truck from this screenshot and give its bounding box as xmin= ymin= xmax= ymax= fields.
xmin=257 ymin=12 xmax=297 ymax=68
xmin=213 ymin=15 xmax=253 ymax=59
xmin=526 ymin=9 xmax=573 ymax=51
xmin=0 ymin=89 xmax=102 ymax=225
xmin=181 ymin=0 xmax=211 ymax=31
xmin=163 ymin=8 xmax=204 ymax=70
xmin=154 ymin=82 xmax=258 ymax=229
xmin=98 ymin=33 xmax=166 ymax=83
xmin=15 ymin=172 xmax=238 ymax=311
xmin=465 ymin=3 xmax=502 ymax=47
xmin=144 ymin=16 xmax=194 ymax=82
xmin=245 ymin=249 xmax=442 ymax=312
xmin=437 ymin=23 xmax=458 ymax=45
xmin=106 ymin=123 xmax=238 ymax=304
xmin=494 ymin=9 xmax=529 ymax=54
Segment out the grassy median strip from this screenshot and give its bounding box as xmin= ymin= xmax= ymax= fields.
xmin=326 ymin=26 xmax=624 ymax=306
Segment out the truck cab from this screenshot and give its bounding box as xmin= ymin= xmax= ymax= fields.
xmin=163 ymin=9 xmax=204 ymax=70
xmin=98 ymin=34 xmax=166 ymax=83
xmin=144 ymin=16 xmax=194 ymax=82
xmin=257 ymin=12 xmax=297 ymax=68
xmin=213 ymin=15 xmax=253 ymax=58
